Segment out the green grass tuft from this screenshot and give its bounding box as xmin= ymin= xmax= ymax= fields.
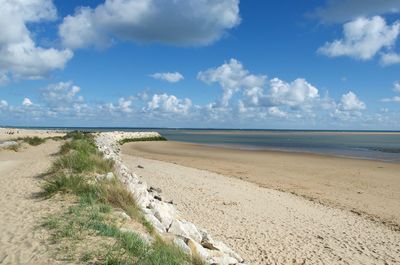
xmin=119 ymin=136 xmax=167 ymax=145
xmin=40 ymin=131 xmax=200 ymax=265
xmin=17 ymin=136 xmax=46 ymax=146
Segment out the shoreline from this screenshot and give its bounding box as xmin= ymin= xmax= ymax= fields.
xmin=186 ymin=142 xmax=400 ymax=163
xmin=121 ymin=150 xmax=400 ymax=264
xmin=122 ymin=140 xmax=400 ymax=229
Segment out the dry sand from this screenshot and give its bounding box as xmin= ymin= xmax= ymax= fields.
xmin=123 ymin=141 xmax=400 ymax=228
xmin=122 ymin=141 xmax=400 ymax=265
xmin=0 ymin=128 xmax=65 ymax=141
xmin=0 ymin=140 xmax=66 ymax=265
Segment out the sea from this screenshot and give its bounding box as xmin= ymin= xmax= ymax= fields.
xmin=4 ymin=127 xmax=400 ymax=162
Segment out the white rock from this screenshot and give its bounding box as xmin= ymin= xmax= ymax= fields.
xmin=151 ymin=201 xmax=176 ymax=228
xmin=208 ymin=255 xmax=238 ymax=265
xmin=96 ymin=172 xmax=115 ymax=181
xmin=0 ymin=141 xmax=18 ymax=148
xmin=168 ymin=220 xmax=202 ymax=243
xmin=212 ymin=241 xmax=244 ymax=263
xmin=187 ymin=238 xmax=210 ymax=261
xmin=173 ymin=237 xmax=192 ymax=255
xmin=144 ymin=214 xmax=165 ymax=233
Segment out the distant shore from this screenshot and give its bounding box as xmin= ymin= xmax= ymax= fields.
xmin=122 ymin=140 xmax=400 ymax=228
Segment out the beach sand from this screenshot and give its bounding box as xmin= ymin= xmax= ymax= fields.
xmin=0 ymin=140 xmax=65 ymax=264
xmin=121 ymin=141 xmax=400 ymax=265
xmin=0 ymin=128 xmax=65 ymax=141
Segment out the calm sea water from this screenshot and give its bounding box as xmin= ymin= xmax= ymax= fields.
xmin=5 ymin=127 xmax=400 ymax=162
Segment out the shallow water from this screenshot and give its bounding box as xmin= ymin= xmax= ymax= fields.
xmin=8 ymin=127 xmax=400 ymax=162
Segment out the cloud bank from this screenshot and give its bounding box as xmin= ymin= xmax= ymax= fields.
xmin=0 ymin=0 xmax=73 ymax=81
xmin=59 ymin=0 xmax=241 ymax=49
xmin=318 ymin=16 xmax=400 ymax=63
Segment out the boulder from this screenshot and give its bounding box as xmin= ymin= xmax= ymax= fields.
xmin=151 ymin=201 xmax=176 ymax=228
xmin=208 ymin=255 xmax=238 ymax=265
xmin=96 ymin=172 xmax=115 ymax=181
xmin=0 ymin=141 xmax=18 ymax=148
xmin=168 ymin=220 xmax=202 ymax=243
xmin=144 ymin=214 xmax=165 ymax=233
xmin=187 ymin=238 xmax=210 ymax=261
xmin=173 ymin=237 xmax=191 ymax=255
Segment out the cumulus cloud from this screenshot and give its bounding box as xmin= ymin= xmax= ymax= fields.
xmin=147 ymin=93 xmax=192 ymax=114
xmin=22 ymin=97 xmax=33 ymax=107
xmin=394 ymin=81 xmax=400 ymax=92
xmin=268 ymin=78 xmax=319 ymax=108
xmin=380 ymin=52 xmax=400 ymax=66
xmin=381 ymin=81 xmax=400 ymax=102
xmin=150 ymin=72 xmax=184 ymax=83
xmin=0 ymin=0 xmax=73 ymax=80
xmin=104 ymin=97 xmax=134 ymax=114
xmin=338 ymin=91 xmax=366 ymax=110
xmin=198 ymin=59 xmax=266 ymax=107
xmin=0 ymin=100 xmax=8 ymax=109
xmin=0 ymin=72 xmax=9 ymax=85
xmin=59 ymin=0 xmax=241 ymax=49
xmin=42 ymin=81 xmax=83 ymax=106
xmin=318 ymin=16 xmax=400 ymax=61
xmin=311 ymin=0 xmax=400 ymax=23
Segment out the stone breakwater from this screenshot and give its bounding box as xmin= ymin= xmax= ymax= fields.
xmin=95 ymin=132 xmax=248 ymax=265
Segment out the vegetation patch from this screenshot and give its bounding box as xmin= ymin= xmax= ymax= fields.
xmin=41 ymin=131 xmax=199 ymax=265
xmin=119 ymin=136 xmax=167 ymax=145
xmin=17 ymin=136 xmax=47 ymax=146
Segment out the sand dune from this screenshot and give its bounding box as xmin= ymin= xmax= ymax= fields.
xmin=122 ymin=142 xmax=400 ymax=265
xmin=0 ymin=141 xmax=65 ymax=265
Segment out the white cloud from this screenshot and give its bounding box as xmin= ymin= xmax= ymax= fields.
xmin=150 ymin=72 xmax=184 ymax=83
xmin=117 ymin=97 xmax=133 ymax=113
xmin=42 ymin=81 xmax=83 ymax=106
xmin=0 ymin=0 xmax=73 ymax=80
xmin=59 ymin=0 xmax=241 ymax=49
xmin=0 ymin=100 xmax=8 ymax=109
xmin=147 ymin=93 xmax=192 ymax=114
xmin=380 ymin=52 xmax=400 ymax=66
xmin=318 ymin=16 xmax=400 ymax=61
xmin=311 ymin=0 xmax=400 ymax=23
xmin=22 ymin=97 xmax=33 ymax=107
xmin=380 ymin=81 xmax=400 ymax=103
xmin=198 ymin=58 xmax=266 ymax=107
xmin=0 ymin=72 xmax=9 ymax=85
xmin=381 ymin=96 xmax=400 ymax=103
xmin=338 ymin=91 xmax=366 ymax=110
xmin=268 ymin=78 xmax=319 ymax=108
xmin=394 ymin=81 xmax=400 ymax=92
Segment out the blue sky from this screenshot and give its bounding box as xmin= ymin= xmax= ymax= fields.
xmin=0 ymin=0 xmax=400 ymax=129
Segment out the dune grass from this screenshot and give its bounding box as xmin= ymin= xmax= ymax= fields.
xmin=119 ymin=136 xmax=167 ymax=145
xmin=41 ymin=131 xmax=197 ymax=265
xmin=17 ymin=136 xmax=46 ymax=146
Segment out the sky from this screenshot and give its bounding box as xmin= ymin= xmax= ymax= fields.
xmin=0 ymin=0 xmax=400 ymax=130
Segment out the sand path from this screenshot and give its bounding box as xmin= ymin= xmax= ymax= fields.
xmin=0 ymin=142 xmax=64 ymax=265
xmin=122 ymin=154 xmax=400 ymax=265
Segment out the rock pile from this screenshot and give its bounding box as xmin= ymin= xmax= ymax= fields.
xmin=95 ymin=131 xmax=248 ymax=265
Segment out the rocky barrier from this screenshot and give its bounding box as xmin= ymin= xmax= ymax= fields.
xmin=95 ymin=131 xmax=248 ymax=265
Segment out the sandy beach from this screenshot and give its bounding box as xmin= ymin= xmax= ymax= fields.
xmin=0 ymin=139 xmax=67 ymax=264
xmin=121 ymin=141 xmax=400 ymax=265
xmin=0 ymin=128 xmax=65 ymax=141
